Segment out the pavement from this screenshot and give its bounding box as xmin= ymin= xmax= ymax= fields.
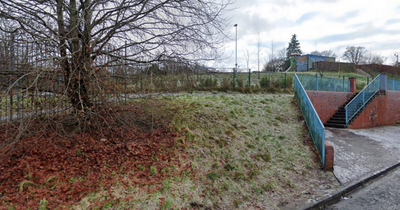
xmin=300 ymin=125 xmax=400 ymax=210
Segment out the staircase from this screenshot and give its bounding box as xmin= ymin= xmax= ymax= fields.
xmin=325 ymin=94 xmax=378 ymax=128
xmin=324 ymin=96 xmax=355 ymax=128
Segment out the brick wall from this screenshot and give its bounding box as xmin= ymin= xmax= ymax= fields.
xmin=324 ymin=142 xmax=334 ymax=171
xmin=348 ymin=91 xmax=400 ymax=129
xmin=306 ymin=91 xmax=354 ymax=124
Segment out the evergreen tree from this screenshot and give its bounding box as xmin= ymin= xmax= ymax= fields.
xmin=286 ymin=34 xmax=302 ymax=59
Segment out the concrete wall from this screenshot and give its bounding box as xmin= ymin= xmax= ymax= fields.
xmin=349 ymin=91 xmax=400 ymax=129
xmin=307 ymin=91 xmax=354 ymax=124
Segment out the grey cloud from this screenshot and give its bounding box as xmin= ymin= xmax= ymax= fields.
xmin=233 ymin=12 xmax=276 ymax=37
xmin=296 ymin=12 xmax=319 ymax=24
xmin=334 ymin=10 xmax=360 ymax=22
xmin=373 ymin=41 xmax=400 ymax=52
xmin=314 ymin=26 xmax=400 ymax=44
xmin=386 ymin=19 xmax=400 ymax=25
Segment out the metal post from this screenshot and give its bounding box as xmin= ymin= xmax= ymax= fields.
xmin=234 ymin=24 xmax=238 ymax=90
xmin=343 ymin=75 xmax=345 ymax=92
xmin=248 ymin=68 xmax=251 ymax=87
xmin=316 ymin=74 xmax=318 ymax=91
xmin=284 ymin=73 xmax=287 ymax=89
xmin=141 ymin=67 xmax=143 ymax=90
xmin=124 ymin=41 xmax=127 ymax=103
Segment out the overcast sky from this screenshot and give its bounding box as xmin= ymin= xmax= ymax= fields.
xmin=219 ymin=0 xmax=400 ymax=71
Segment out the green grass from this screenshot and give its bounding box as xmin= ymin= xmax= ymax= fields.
xmin=72 ymin=93 xmax=339 ymax=209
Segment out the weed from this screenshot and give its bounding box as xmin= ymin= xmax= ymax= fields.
xmin=224 ymin=164 xmax=235 ymax=171
xmin=207 ymin=172 xmax=219 ymax=180
xmin=254 ymin=152 xmax=271 ymax=163
xmin=245 ymin=142 xmax=255 ymax=149
xmin=161 ymin=199 xmax=172 ymax=210
xmin=38 ymin=198 xmax=48 ymax=210
xmin=233 ymin=171 xmax=247 ymax=181
xmin=233 ymin=200 xmax=240 ymax=208
xmin=103 ymin=202 xmax=113 ymax=209
xmin=262 ymin=181 xmax=275 ymax=191
xmin=161 ymin=179 xmax=171 ymax=193
xmin=149 ymin=166 xmax=157 ymax=176
xmin=68 ymin=177 xmax=84 ymax=183
xmin=211 ymin=163 xmax=219 ymax=169
xmin=75 ymin=149 xmax=87 ymax=157
xmin=161 ymin=167 xmax=169 ymax=174
xmin=248 ymin=169 xmax=260 ymax=179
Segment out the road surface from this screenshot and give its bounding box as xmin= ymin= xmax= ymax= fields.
xmin=325 ymin=166 xmax=400 ymax=210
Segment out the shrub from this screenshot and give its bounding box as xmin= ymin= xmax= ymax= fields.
xmin=259 ymin=75 xmax=270 ymax=88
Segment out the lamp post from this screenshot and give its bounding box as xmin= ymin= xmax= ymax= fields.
xmin=395 ymin=53 xmax=399 ymax=67
xmin=234 ymin=24 xmax=238 ymax=90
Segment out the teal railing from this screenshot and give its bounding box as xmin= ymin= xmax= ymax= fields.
xmin=388 ymin=78 xmax=400 ymax=91
xmin=296 ymin=74 xmax=350 ymax=92
xmin=345 ymin=74 xmax=386 ymax=125
xmin=294 ymin=74 xmax=325 ymax=167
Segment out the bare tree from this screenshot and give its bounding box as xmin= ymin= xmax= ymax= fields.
xmin=363 ymin=53 xmax=386 ymax=64
xmin=263 ymin=46 xmax=286 ymax=72
xmin=267 ymin=39 xmax=276 ymax=72
xmin=242 ymin=48 xmax=254 ymax=72
xmin=0 ymin=0 xmax=232 ymax=111
xmin=310 ymin=50 xmax=337 ymax=58
xmin=342 ymin=46 xmax=367 ymax=65
xmin=256 ymin=33 xmax=262 ymax=78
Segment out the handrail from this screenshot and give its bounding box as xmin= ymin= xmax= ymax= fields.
xmin=294 ymin=74 xmax=325 ymax=167
xmin=344 ymin=74 xmax=381 ymax=125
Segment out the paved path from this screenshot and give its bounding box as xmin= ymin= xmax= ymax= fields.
xmin=325 ymin=126 xmax=400 ymax=185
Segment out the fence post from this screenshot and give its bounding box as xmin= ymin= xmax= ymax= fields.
xmin=186 ymin=68 xmax=189 ymax=89
xmin=233 ymin=68 xmax=236 ymax=90
xmin=343 ymin=75 xmax=345 ymax=92
xmin=248 ymin=68 xmax=251 ymax=87
xmin=124 ymin=41 xmax=127 ymax=103
xmin=284 ymin=73 xmax=287 ymax=90
xmin=316 ymin=74 xmax=318 ymax=91
xmin=140 ymin=67 xmax=143 ymax=91
xmin=9 ymin=80 xmax=13 ymax=121
xmin=379 ymin=74 xmax=387 ymax=94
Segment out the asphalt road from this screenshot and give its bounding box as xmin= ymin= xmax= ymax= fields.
xmin=324 ymin=166 xmax=400 ymax=210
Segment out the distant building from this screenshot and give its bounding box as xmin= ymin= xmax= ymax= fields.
xmin=291 ymin=54 xmax=335 ymax=72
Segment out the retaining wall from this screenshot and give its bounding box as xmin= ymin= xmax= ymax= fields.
xmin=348 ymin=91 xmax=400 ymax=129
xmin=306 ymin=91 xmax=354 ymax=124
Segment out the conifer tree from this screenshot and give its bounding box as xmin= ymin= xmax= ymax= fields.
xmin=286 ymin=34 xmax=302 ymax=59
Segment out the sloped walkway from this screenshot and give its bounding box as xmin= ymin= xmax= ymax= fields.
xmin=326 ymin=126 xmax=400 ymax=185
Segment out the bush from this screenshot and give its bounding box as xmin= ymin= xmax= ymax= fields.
xmin=236 ymin=77 xmax=244 ymax=88
xmin=220 ymin=77 xmax=231 ymax=92
xmin=259 ymin=75 xmax=270 ymax=88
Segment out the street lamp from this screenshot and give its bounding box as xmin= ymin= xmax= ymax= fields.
xmin=234 ymin=23 xmax=238 ymax=90
xmin=395 ymin=53 xmax=399 ymax=67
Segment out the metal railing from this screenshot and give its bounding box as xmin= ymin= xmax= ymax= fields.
xmin=345 ymin=74 xmax=384 ymax=125
xmin=294 ymin=74 xmax=325 ymax=167
xmin=296 ymin=74 xmax=349 ymax=92
xmin=388 ymin=78 xmax=400 ymax=91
